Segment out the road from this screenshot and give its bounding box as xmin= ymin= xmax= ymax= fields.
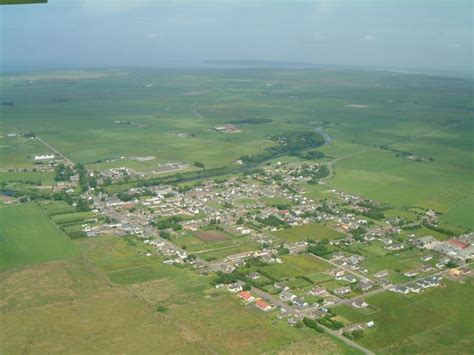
xmin=36 ymin=135 xmax=75 ymax=166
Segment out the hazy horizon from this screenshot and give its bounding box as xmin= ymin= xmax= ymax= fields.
xmin=0 ymin=0 xmax=472 ymax=78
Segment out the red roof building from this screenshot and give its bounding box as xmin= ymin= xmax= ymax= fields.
xmin=255 ymin=299 xmax=271 ymax=311
xmin=448 ymin=239 xmax=470 ymax=249
xmin=238 ymin=291 xmax=255 ymax=302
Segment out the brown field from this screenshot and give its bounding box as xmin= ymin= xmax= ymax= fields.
xmin=0 ymin=249 xmax=354 ymax=354
xmin=194 ymin=230 xmax=230 ymax=241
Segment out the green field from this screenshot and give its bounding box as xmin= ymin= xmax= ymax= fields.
xmin=1 ymin=68 xmax=472 ymax=227
xmin=0 ymin=232 xmax=357 ymax=354
xmin=0 ymin=67 xmax=473 ymax=353
xmin=51 ymin=211 xmax=96 ymax=224
xmin=333 ymin=280 xmax=474 ymax=353
xmin=274 ymin=222 xmax=343 ymax=242
xmin=0 ymin=203 xmax=78 ymax=270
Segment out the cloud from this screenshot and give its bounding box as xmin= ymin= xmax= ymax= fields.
xmin=360 ymin=34 xmax=376 ymax=43
xmin=147 ymin=33 xmax=162 ymax=39
xmin=448 ymin=43 xmax=462 ymax=48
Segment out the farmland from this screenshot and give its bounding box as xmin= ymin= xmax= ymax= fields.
xmin=0 ymin=203 xmax=78 ymax=270
xmin=0 ymin=231 xmax=356 ymax=355
xmin=274 ymin=222 xmax=344 ymax=242
xmin=0 ymin=67 xmax=472 ymax=354
xmin=333 ymin=279 xmax=474 ymax=353
xmin=1 ymin=68 xmax=472 ymax=228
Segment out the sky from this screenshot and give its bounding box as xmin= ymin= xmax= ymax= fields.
xmin=0 ymin=0 xmax=472 ymax=77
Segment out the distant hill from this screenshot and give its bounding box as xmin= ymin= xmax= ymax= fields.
xmin=204 ymin=59 xmax=332 ymax=68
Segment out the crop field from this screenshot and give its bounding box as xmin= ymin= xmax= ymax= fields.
xmin=333 ymin=279 xmax=474 ymax=354
xmin=274 ymin=222 xmax=343 ymax=242
xmin=0 ymin=203 xmax=78 ymax=270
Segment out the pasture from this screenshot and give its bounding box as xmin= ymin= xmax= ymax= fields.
xmin=333 ymin=279 xmax=474 ymax=354
xmin=274 ymin=222 xmax=343 ymax=242
xmin=0 ymin=231 xmax=357 ymax=355
xmin=0 ymin=203 xmax=78 ymax=270
xmin=1 ymin=68 xmax=471 ymax=226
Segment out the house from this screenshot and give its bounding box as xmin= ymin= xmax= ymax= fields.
xmin=227 ymin=281 xmax=243 ymax=293
xmin=333 ymin=286 xmax=351 ymax=295
xmin=249 ymin=272 xmax=261 ymax=280
xmin=292 ymin=297 xmax=308 ymax=307
xmin=274 ymin=282 xmax=289 ymax=291
xmin=255 ymin=299 xmax=272 ymax=311
xmin=377 ymin=279 xmax=392 ymax=288
xmin=391 ymin=285 xmax=409 ymax=294
xmin=404 ymin=270 xmax=419 ymax=277
xmin=374 ymin=270 xmax=389 ymax=278
xmin=341 ymin=275 xmax=357 ymax=283
xmin=239 ymin=291 xmax=255 ymax=303
xmin=309 ymin=287 xmax=327 ymax=296
xmin=351 ymin=299 xmax=369 ymax=309
xmin=34 ymin=154 xmax=55 ymax=161
xmin=105 ymin=196 xmax=124 ymax=207
xmin=280 ymin=290 xmax=295 ymax=302
xmin=406 ymin=283 xmax=421 ymax=293
xmin=358 ymin=279 xmax=374 ymax=291
xmin=421 ymin=255 xmax=433 ymax=262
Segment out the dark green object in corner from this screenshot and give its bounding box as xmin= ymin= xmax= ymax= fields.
xmin=0 ymin=0 xmax=47 ymax=5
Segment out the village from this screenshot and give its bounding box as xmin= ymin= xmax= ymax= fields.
xmin=31 ymin=158 xmax=471 ymax=341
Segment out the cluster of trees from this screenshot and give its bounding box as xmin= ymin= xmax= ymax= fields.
xmin=343 ymin=329 xmax=364 ymax=340
xmin=154 ymin=216 xmax=183 ymax=230
xmin=239 ymin=131 xmax=325 ymax=165
xmin=352 ymin=226 xmax=367 ymax=241
xmin=292 ymin=150 xmax=325 ymax=160
xmin=76 ymin=163 xmax=96 ymax=192
xmin=76 ymin=197 xmax=90 ymax=212
xmin=308 ymin=239 xmax=331 ymax=258
xmin=308 ymin=165 xmax=330 ymax=184
xmin=194 ymin=161 xmax=205 ymax=168
xmin=256 ymin=215 xmax=288 ymax=228
xmin=362 ymin=209 xmax=385 ymax=220
xmin=423 ymin=223 xmax=456 ymax=236
xmin=54 ymin=163 xmax=74 ymax=181
xmin=380 ymin=145 xmax=433 ymax=162
xmin=318 ymin=315 xmax=344 ymax=330
xmin=303 ymin=318 xmax=324 ymax=333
